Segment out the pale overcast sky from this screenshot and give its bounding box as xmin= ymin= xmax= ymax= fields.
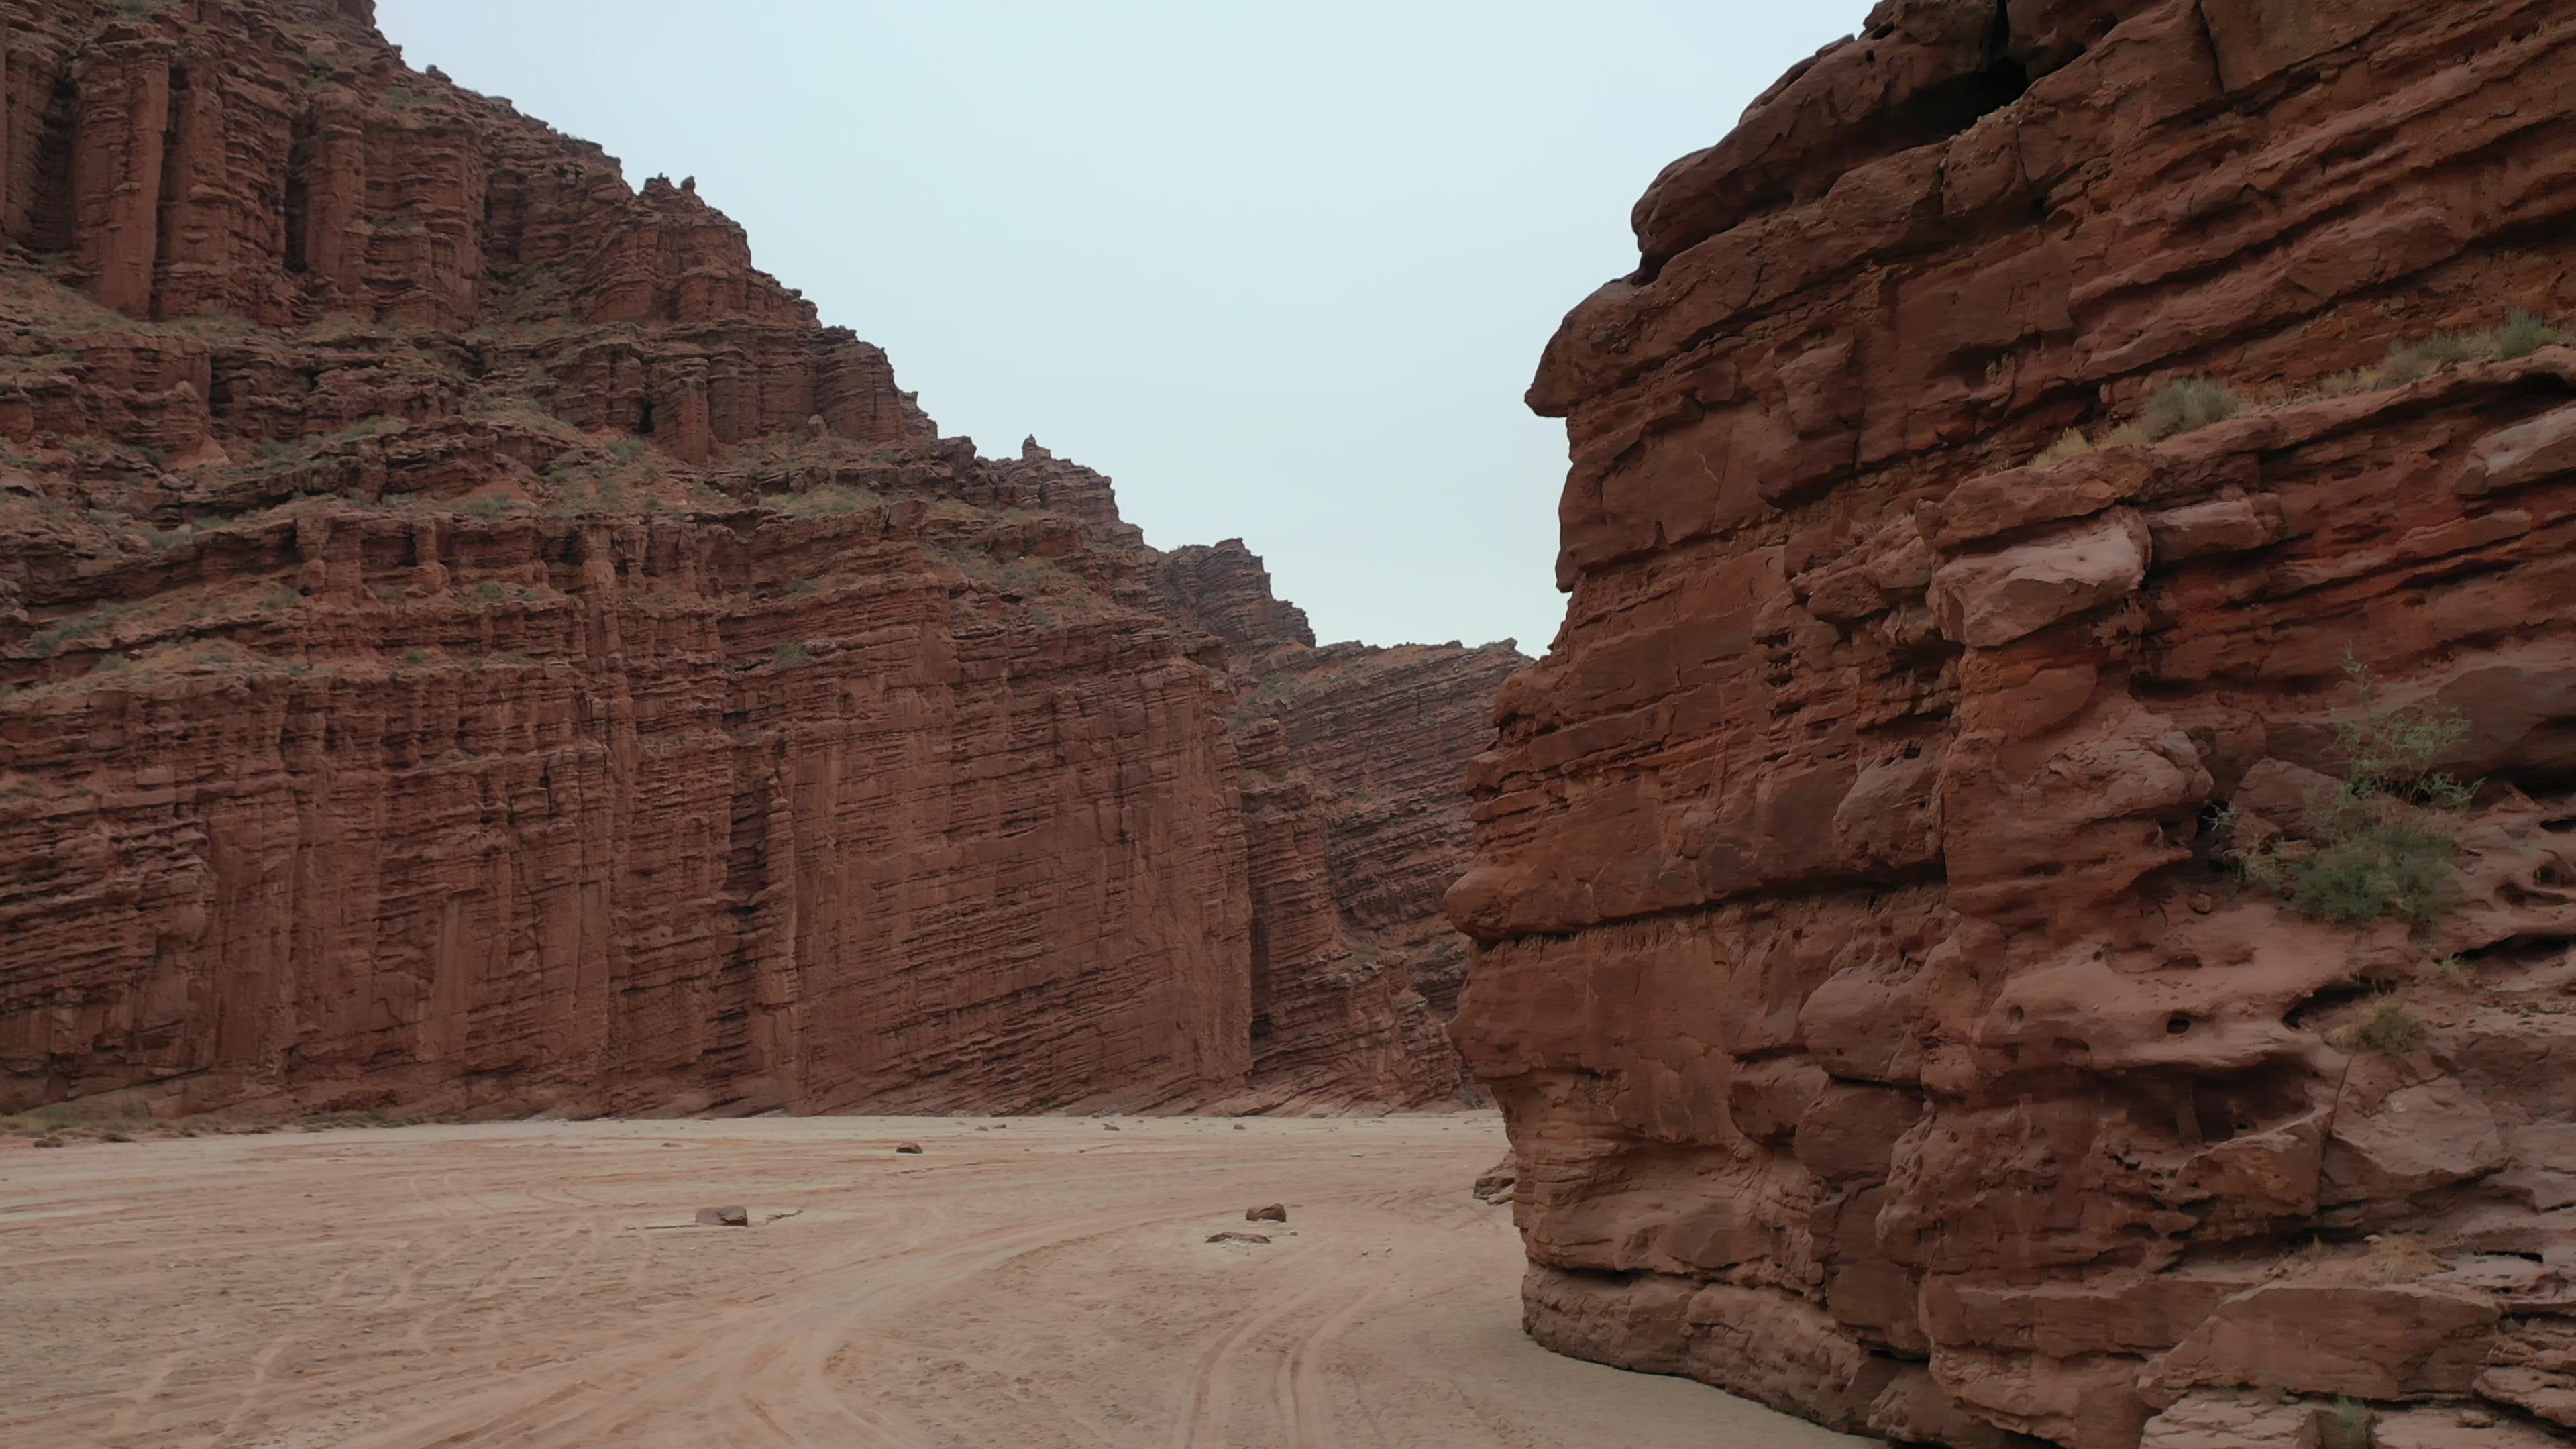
xmin=375 ymin=1 xmax=1867 ymax=655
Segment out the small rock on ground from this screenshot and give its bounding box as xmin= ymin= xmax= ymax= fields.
xmin=1207 ymin=1232 xmax=1272 ymax=1246
xmin=695 ymin=1205 xmax=749 ymax=1227
xmin=1246 ymin=1203 xmax=1287 ymax=1223
xmin=894 ymin=1142 xmax=924 ymax=1155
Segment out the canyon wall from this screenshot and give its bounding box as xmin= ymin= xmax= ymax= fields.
xmin=1452 ymin=1 xmax=2576 ymax=1445
xmin=1153 ymin=539 xmax=1525 ymax=1108
xmin=0 ymin=0 xmax=1512 ymax=1117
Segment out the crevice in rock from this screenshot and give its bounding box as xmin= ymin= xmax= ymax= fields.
xmin=282 ymin=106 xmax=315 ymax=274
xmin=27 ymin=72 xmax=77 ymax=253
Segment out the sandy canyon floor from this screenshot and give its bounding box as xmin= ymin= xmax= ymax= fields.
xmin=0 ymin=1114 xmax=1860 ymax=1448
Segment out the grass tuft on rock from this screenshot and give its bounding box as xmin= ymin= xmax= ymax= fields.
xmin=2327 ymin=1395 xmax=2377 ymax=1449
xmin=2141 ymin=377 xmax=2241 ymax=439
xmin=2334 ymin=998 xmax=2431 ymax=1057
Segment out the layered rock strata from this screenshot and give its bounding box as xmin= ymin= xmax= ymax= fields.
xmin=1453 ymin=1 xmax=2576 ymax=1444
xmin=0 ymin=0 xmax=1508 ymax=1116
xmin=1152 ymin=539 xmax=1525 ymax=1108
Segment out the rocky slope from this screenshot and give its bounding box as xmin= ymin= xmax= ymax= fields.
xmin=1451 ymin=1 xmax=2576 ymax=1445
xmin=0 ymin=0 xmax=1515 ymax=1117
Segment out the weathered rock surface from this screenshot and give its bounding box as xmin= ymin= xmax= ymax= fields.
xmin=1153 ymin=539 xmax=1526 ymax=1108
xmin=1454 ymin=0 xmax=2576 ymax=1443
xmin=0 ymin=0 xmax=1513 ymax=1117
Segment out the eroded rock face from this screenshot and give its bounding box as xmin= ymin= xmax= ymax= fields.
xmin=1454 ymin=0 xmax=2576 ymax=1442
xmin=0 ymin=0 xmax=1511 ymax=1117
xmin=1153 ymin=540 xmax=1527 ymax=1107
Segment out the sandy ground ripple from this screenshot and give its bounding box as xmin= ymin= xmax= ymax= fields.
xmin=0 ymin=1114 xmax=1864 ymax=1448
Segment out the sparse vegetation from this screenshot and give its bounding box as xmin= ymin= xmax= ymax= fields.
xmin=21 ymin=602 xmax=127 ymax=657
xmin=772 ymin=641 xmax=814 ymax=668
xmin=2336 ymin=311 xmax=2566 ymax=393
xmin=2141 ymin=377 xmax=2242 ymax=439
xmin=2043 ymin=313 xmax=2570 ymax=468
xmin=2034 ymin=431 xmax=2095 ymax=467
xmin=2382 ymin=332 xmax=2477 ymax=384
xmin=2328 ymin=1395 xmax=2377 ymax=1448
xmin=2334 ymin=997 xmax=2431 ymax=1057
xmin=767 ymin=483 xmax=882 ymax=518
xmin=2483 ymin=310 xmax=2560 ymax=361
xmin=2218 ymin=658 xmax=2474 ymax=928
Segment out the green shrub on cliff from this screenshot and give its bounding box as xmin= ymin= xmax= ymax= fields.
xmin=2221 ymin=659 xmax=2473 ymax=928
xmin=2333 ymin=998 xmax=2430 ymax=1057
xmin=2141 ymin=377 xmax=2241 ymax=439
xmin=2481 ymin=310 xmax=2560 ymax=361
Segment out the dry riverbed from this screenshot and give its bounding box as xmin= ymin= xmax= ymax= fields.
xmin=0 ymin=1114 xmax=1862 ymax=1447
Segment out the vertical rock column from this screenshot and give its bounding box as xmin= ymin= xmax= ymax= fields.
xmin=152 ymin=60 xmax=229 ymax=319
xmin=71 ymin=37 xmax=169 ymax=317
xmin=292 ymin=99 xmax=367 ymax=304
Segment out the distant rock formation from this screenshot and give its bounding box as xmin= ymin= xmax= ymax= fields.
xmin=0 ymin=0 xmax=1519 ymax=1118
xmin=1155 ymin=540 xmax=1526 ymax=1108
xmin=1454 ymin=0 xmax=2576 ymax=1444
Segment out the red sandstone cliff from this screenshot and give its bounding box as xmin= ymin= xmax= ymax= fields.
xmin=1152 ymin=539 xmax=1527 ymax=1108
xmin=1453 ymin=1 xmax=2576 ymax=1445
xmin=0 ymin=0 xmax=1507 ymax=1117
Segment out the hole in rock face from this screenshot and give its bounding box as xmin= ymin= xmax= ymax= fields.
xmin=2465 ymin=933 xmax=2576 ymax=967
xmin=1896 ymin=0 xmax=2033 ymax=136
xmin=2166 ymin=1014 xmax=2194 ymax=1036
xmin=2193 ymin=1093 xmax=2239 ymax=1146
